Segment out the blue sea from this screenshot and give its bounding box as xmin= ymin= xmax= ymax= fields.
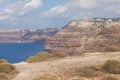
xmin=0 ymin=41 xmax=46 ymax=63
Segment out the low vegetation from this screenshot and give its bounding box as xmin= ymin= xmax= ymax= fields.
xmin=0 ymin=59 xmax=19 ymax=80
xmin=51 ymin=52 xmax=66 ymax=58
xmin=101 ymin=76 xmax=119 ymax=80
xmin=61 ymin=65 xmax=103 ymax=79
xmin=0 ymin=59 xmax=8 ymax=64
xmin=76 ymin=66 xmax=103 ymax=77
xmin=31 ymin=73 xmax=67 ymax=80
xmin=31 ymin=59 xmax=120 ymax=80
xmin=26 ymin=52 xmax=66 ymax=63
xmin=0 ymin=73 xmax=9 ymax=80
xmin=103 ymin=60 xmax=120 ymax=74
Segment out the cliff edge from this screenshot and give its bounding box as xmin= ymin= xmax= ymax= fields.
xmin=0 ymin=28 xmax=58 ymax=43
xmin=45 ymin=18 xmax=120 ymax=55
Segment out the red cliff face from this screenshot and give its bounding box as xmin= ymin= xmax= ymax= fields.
xmin=45 ymin=19 xmax=120 ymax=55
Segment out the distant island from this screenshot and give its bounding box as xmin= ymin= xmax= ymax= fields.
xmin=0 ymin=28 xmax=58 ymax=43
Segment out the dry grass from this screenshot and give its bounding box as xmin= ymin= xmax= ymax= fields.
xmin=0 ymin=73 xmax=9 ymax=80
xmin=103 ymin=60 xmax=120 ymax=74
xmin=51 ymin=52 xmax=66 ymax=58
xmin=101 ymin=75 xmax=119 ymax=80
xmin=31 ymin=73 xmax=67 ymax=80
xmin=30 ymin=66 xmax=103 ymax=80
xmin=26 ymin=52 xmax=52 ymax=63
xmin=26 ymin=52 xmax=66 ymax=63
xmin=14 ymin=52 xmax=120 ymax=80
xmin=31 ymin=60 xmax=120 ymax=80
xmin=0 ymin=63 xmax=19 ymax=74
xmin=63 ymin=65 xmax=103 ymax=78
xmin=30 ymin=69 xmax=70 ymax=80
xmin=76 ymin=66 xmax=103 ymax=77
xmin=0 ymin=59 xmax=8 ymax=64
xmin=0 ymin=59 xmax=19 ymax=80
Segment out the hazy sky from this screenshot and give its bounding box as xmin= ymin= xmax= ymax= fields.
xmin=0 ymin=0 xmax=120 ymax=29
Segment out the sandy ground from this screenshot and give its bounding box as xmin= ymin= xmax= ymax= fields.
xmin=13 ymin=52 xmax=120 ymax=80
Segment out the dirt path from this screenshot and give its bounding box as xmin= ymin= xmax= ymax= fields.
xmin=13 ymin=52 xmax=120 ymax=80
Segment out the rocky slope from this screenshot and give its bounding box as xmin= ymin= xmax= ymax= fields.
xmin=0 ymin=28 xmax=58 ymax=43
xmin=45 ymin=18 xmax=120 ymax=55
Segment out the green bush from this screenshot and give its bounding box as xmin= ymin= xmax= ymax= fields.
xmin=101 ymin=76 xmax=118 ymax=80
xmin=0 ymin=73 xmax=9 ymax=80
xmin=103 ymin=60 xmax=120 ymax=74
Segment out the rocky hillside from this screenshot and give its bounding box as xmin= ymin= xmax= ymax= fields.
xmin=0 ymin=28 xmax=58 ymax=43
xmin=45 ymin=18 xmax=120 ymax=55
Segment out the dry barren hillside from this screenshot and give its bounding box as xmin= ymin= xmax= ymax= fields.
xmin=14 ymin=52 xmax=120 ymax=80
xmin=45 ymin=18 xmax=120 ymax=55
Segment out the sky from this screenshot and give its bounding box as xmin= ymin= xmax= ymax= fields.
xmin=0 ymin=0 xmax=120 ymax=29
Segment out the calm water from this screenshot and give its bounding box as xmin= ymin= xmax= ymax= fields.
xmin=0 ymin=42 xmax=46 ymax=63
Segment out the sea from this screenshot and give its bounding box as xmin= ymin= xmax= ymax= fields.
xmin=0 ymin=41 xmax=46 ymax=63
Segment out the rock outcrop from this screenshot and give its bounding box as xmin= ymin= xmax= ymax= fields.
xmin=45 ymin=18 xmax=120 ymax=55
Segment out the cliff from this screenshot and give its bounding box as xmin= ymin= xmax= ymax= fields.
xmin=0 ymin=28 xmax=58 ymax=43
xmin=45 ymin=18 xmax=120 ymax=55
xmin=21 ymin=28 xmax=58 ymax=43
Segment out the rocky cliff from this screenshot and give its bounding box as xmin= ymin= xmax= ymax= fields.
xmin=45 ymin=18 xmax=120 ymax=55
xmin=0 ymin=28 xmax=58 ymax=43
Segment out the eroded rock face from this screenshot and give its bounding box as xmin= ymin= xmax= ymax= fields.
xmin=45 ymin=18 xmax=120 ymax=55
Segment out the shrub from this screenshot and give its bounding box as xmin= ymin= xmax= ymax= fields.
xmin=52 ymin=52 xmax=66 ymax=58
xmin=0 ymin=59 xmax=8 ymax=64
xmin=0 ymin=73 xmax=9 ymax=80
xmin=32 ymin=75 xmax=58 ymax=80
xmin=26 ymin=52 xmax=66 ymax=63
xmin=26 ymin=52 xmax=52 ymax=63
xmin=76 ymin=66 xmax=103 ymax=77
xmin=0 ymin=60 xmax=19 ymax=80
xmin=0 ymin=63 xmax=19 ymax=74
xmin=36 ymin=52 xmax=52 ymax=58
xmin=31 ymin=73 xmax=67 ymax=80
xmin=103 ymin=60 xmax=120 ymax=74
xmin=101 ymin=76 xmax=118 ymax=80
xmin=26 ymin=56 xmax=41 ymax=63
